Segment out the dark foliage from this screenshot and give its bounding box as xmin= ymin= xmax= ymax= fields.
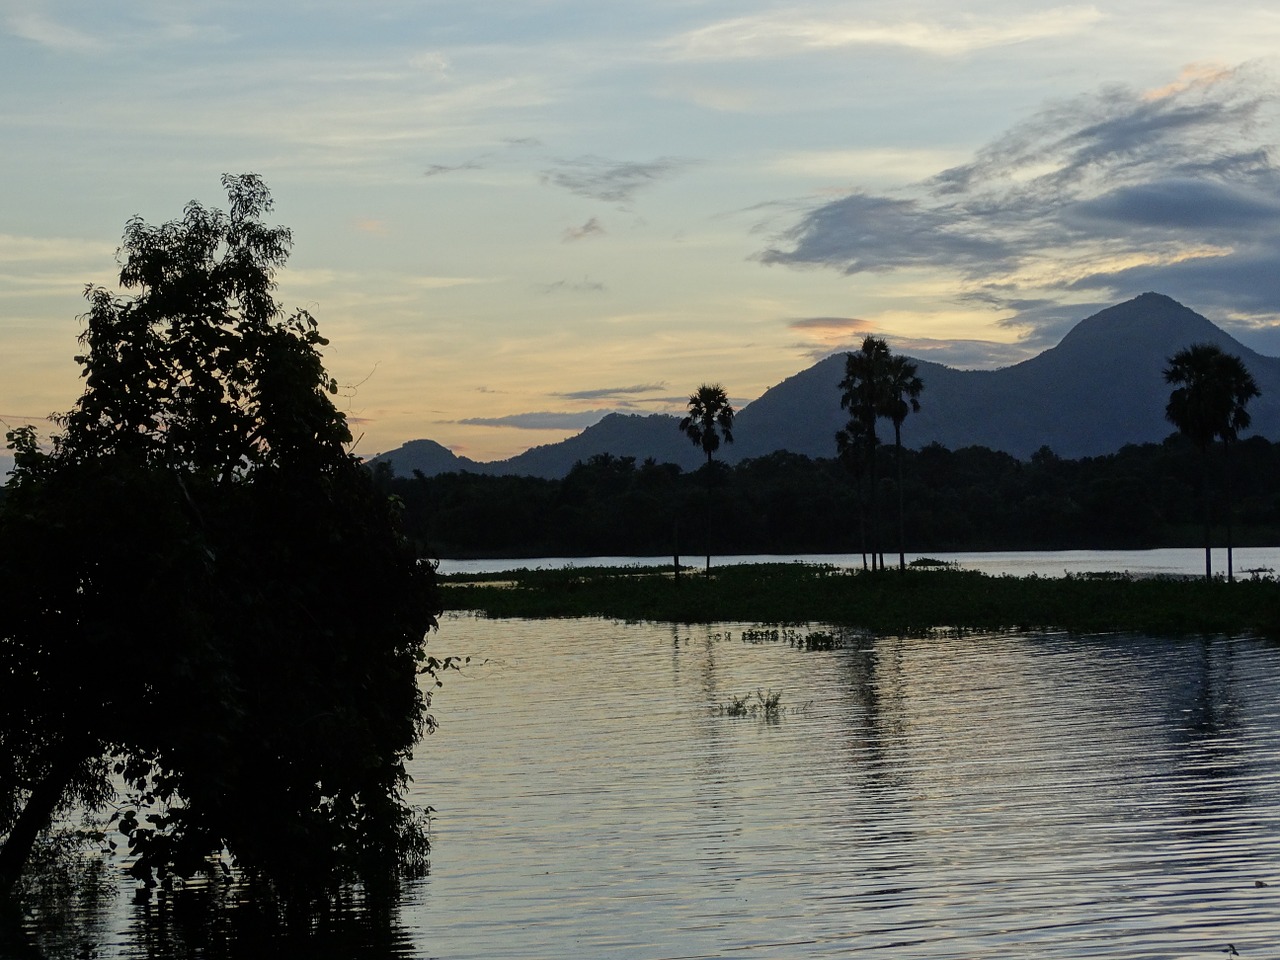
xmin=0 ymin=176 xmax=443 ymax=901
xmin=388 ymin=436 xmax=1280 ymax=559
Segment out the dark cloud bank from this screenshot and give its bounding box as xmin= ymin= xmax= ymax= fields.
xmin=763 ymin=64 xmax=1280 ymax=354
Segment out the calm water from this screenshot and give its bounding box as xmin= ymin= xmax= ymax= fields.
xmin=21 ymin=614 xmax=1280 ymax=959
xmin=438 ymin=546 xmax=1280 ymax=579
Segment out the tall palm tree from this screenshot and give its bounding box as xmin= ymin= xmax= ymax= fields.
xmin=880 ymin=354 xmax=924 ymax=571
xmin=1164 ymin=343 xmax=1260 ymax=581
xmin=835 ymin=417 xmax=874 ymax=570
xmin=840 ymin=337 xmax=890 ymax=569
xmin=679 ymin=383 xmax=735 ymax=574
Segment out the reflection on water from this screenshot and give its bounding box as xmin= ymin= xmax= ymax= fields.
xmin=17 ymin=617 xmax=1280 ymax=958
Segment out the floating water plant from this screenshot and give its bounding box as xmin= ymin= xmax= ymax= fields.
xmin=715 ymin=688 xmax=784 ymax=719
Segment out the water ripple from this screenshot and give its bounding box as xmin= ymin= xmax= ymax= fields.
xmin=405 ymin=618 xmax=1280 ymax=959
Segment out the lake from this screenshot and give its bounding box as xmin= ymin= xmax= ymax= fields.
xmin=15 ymin=599 xmax=1280 ymax=957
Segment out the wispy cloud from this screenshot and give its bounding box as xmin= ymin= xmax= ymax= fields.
xmin=768 ymin=148 xmax=972 ymax=183
xmin=7 ymin=11 xmax=104 ymax=52
xmin=5 ymin=7 xmax=230 ymax=55
xmin=536 ymin=277 xmax=606 ymax=293
xmin=424 ymin=155 xmax=491 ymax=177
xmin=553 ymin=383 xmax=666 ymax=401
xmin=0 ymin=234 xmax=114 ymax=263
xmin=562 ymin=217 xmax=606 ymax=242
xmin=665 ymin=6 xmax=1104 ymax=61
xmin=402 ymin=275 xmax=497 ymax=290
xmin=884 ymin=336 xmax=1044 ymax=369
xmin=762 ymin=63 xmax=1280 ymax=333
xmin=458 ymin=410 xmax=613 ymax=430
xmin=541 ymin=155 xmax=695 ymax=204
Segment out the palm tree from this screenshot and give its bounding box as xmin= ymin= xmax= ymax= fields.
xmin=880 ymin=354 xmax=924 ymax=571
xmin=839 ymin=337 xmax=890 ymax=569
xmin=835 ymin=418 xmax=873 ymax=570
xmin=1164 ymin=343 xmax=1260 ymax=581
xmin=679 ymin=383 xmax=735 ymax=574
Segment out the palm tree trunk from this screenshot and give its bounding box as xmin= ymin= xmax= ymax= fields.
xmin=1200 ymin=446 xmax=1212 ymax=581
xmin=857 ymin=473 xmax=868 ymax=571
xmin=1224 ymin=438 xmax=1235 ymax=582
xmin=866 ymin=433 xmax=878 ymax=571
xmin=704 ymin=452 xmax=712 ymax=577
xmin=672 ymin=517 xmax=680 ymax=582
xmin=894 ymin=422 xmax=906 ymax=571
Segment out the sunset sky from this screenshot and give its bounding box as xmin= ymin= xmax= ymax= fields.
xmin=5 ymin=2 xmax=1280 ymax=469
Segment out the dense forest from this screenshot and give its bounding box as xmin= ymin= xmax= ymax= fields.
xmin=373 ymin=434 xmax=1280 ymax=559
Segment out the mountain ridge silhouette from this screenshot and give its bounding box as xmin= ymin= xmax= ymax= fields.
xmin=372 ymin=293 xmax=1280 ymax=478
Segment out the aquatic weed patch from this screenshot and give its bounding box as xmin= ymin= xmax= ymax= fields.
xmin=440 ymin=563 xmax=1280 ymax=636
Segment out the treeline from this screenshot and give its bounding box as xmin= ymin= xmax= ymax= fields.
xmin=376 ymin=434 xmax=1280 ymax=559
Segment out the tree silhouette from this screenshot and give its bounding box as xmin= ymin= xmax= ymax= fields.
xmin=0 ymin=175 xmax=446 ymax=898
xmin=1164 ymin=342 xmax=1260 ymax=581
xmin=679 ymin=383 xmax=735 ymax=574
xmin=839 ymin=337 xmax=891 ymax=569
xmin=881 ymin=354 xmax=924 ymax=570
xmin=835 ymin=418 xmax=874 ymax=570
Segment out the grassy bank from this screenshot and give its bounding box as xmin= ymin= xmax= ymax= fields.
xmin=439 ymin=563 xmax=1280 ymax=636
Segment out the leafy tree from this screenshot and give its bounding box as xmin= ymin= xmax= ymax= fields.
xmin=839 ymin=337 xmax=891 ymax=569
xmin=679 ymin=384 xmax=735 ymax=574
xmin=1164 ymin=342 xmax=1260 ymax=580
xmin=0 ymin=175 xmax=446 ymax=900
xmin=881 ymin=353 xmax=924 ymax=570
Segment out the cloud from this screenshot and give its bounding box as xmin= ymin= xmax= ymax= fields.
xmin=536 ymin=277 xmax=606 ymax=293
xmin=1066 ymin=177 xmax=1280 ymax=231
xmin=553 ymin=383 xmax=666 ymax=401
xmin=7 ymin=11 xmax=103 ymax=52
xmin=458 ymin=410 xmax=613 ymax=430
xmin=761 ymin=63 xmax=1280 ymax=334
xmin=768 ymin=147 xmax=972 ymax=183
xmin=562 ymin=217 xmax=605 ymax=242
xmin=762 ymin=192 xmax=1011 ymax=274
xmin=0 ymin=234 xmax=114 ymax=263
xmin=541 ymin=155 xmax=694 ymax=204
xmin=788 ymin=316 xmax=872 ymax=333
xmin=665 ymin=6 xmax=1103 ymax=61
xmin=887 ymin=336 xmax=1044 ymax=369
xmin=424 ymin=156 xmax=490 ymax=177
xmin=403 ymin=275 xmax=496 ymax=289
xmin=5 ymin=8 xmax=230 ymax=55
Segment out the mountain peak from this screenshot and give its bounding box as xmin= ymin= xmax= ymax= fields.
xmin=1054 ymin=292 xmax=1224 ymax=355
xmin=372 ymin=293 xmax=1280 ymax=475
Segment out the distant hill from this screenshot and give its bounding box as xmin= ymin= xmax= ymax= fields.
xmin=372 ymin=293 xmax=1280 ymax=478
xmin=369 ymin=438 xmax=481 ymax=476
xmin=370 ymin=413 xmax=705 ymax=478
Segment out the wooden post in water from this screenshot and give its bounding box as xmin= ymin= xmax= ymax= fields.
xmin=673 ymin=518 xmax=680 ymax=582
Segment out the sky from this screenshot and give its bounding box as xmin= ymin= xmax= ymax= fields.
xmin=5 ymin=2 xmax=1280 ymax=468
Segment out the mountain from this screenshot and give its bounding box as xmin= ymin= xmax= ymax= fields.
xmin=369 ymin=438 xmax=481 ymax=476
xmin=498 ymin=413 xmax=704 ymax=475
xmin=370 ymin=413 xmax=705 ymax=478
xmin=373 ymin=293 xmax=1280 ymax=477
